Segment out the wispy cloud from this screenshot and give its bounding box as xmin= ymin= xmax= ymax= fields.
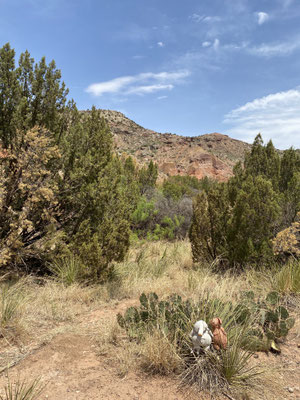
xmin=190 ymin=14 xmax=221 ymax=23
xmin=256 ymin=12 xmax=269 ymax=25
xmin=157 ymin=41 xmax=165 ymax=47
xmin=281 ymin=0 xmax=294 ymax=8
xmin=127 ymin=84 xmax=173 ymax=95
xmin=132 ymin=55 xmax=145 ymax=60
xmin=157 ymin=95 xmax=168 ymax=100
xmin=224 ymin=89 xmax=300 ymax=149
xmin=86 ymin=70 xmax=190 ymax=97
xmin=248 ymin=37 xmax=300 ymax=56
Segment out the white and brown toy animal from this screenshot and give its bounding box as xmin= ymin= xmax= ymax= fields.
xmin=189 ymin=320 xmax=213 ymax=352
xmin=209 ymin=317 xmax=228 ymax=350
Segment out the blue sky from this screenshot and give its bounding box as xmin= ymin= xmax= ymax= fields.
xmin=1 ymin=0 xmax=300 ymax=149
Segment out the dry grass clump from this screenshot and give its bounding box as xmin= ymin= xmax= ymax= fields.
xmin=95 ymin=317 xmax=140 ymax=377
xmin=271 ymin=259 xmax=300 ymax=295
xmin=48 ymin=255 xmax=83 ymax=287
xmin=140 ymin=330 xmax=184 ymax=375
xmin=0 ymin=279 xmax=28 ymax=341
xmin=25 ymin=280 xmax=104 ymax=327
xmin=180 ymin=353 xmax=228 ymax=396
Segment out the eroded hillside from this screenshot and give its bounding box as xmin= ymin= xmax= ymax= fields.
xmin=95 ymin=109 xmax=251 ymax=181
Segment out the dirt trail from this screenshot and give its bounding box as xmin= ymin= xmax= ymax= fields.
xmin=0 ymin=299 xmax=299 ymax=400
xmin=0 ymin=333 xmax=186 ymax=400
xmin=0 ymin=300 xmax=189 ymax=400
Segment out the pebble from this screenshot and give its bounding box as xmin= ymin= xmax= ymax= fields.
xmin=288 ymin=388 xmax=294 ymax=393
xmin=253 ymin=354 xmax=259 ymax=358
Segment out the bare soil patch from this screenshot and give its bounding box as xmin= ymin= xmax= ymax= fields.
xmin=0 ymin=297 xmax=299 ymax=400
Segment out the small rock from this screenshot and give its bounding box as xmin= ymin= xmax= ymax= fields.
xmin=288 ymin=387 xmax=294 ymax=393
xmin=253 ymin=354 xmax=259 ymax=358
xmin=297 ymin=343 xmax=300 ymax=348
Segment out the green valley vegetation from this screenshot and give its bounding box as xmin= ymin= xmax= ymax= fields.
xmin=189 ymin=134 xmax=300 ymax=268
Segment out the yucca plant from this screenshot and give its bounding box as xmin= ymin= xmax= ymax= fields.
xmin=48 ymin=255 xmax=83 ymax=286
xmin=0 ymin=282 xmax=26 ymax=332
xmin=217 ymin=332 xmax=263 ymax=388
xmin=0 ymin=377 xmax=44 ymax=400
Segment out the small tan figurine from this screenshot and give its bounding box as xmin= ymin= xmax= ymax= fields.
xmin=210 ymin=317 xmax=227 ymax=350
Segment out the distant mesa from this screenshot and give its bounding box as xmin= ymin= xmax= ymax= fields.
xmin=83 ymin=109 xmax=251 ymax=181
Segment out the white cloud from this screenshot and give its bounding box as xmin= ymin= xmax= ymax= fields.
xmin=248 ymin=37 xmax=300 ymax=56
xmin=157 ymin=41 xmax=165 ymax=47
xmin=202 ymin=41 xmax=211 ymax=47
xmin=224 ymin=89 xmax=300 ymax=149
xmin=256 ymin=12 xmax=269 ymax=25
xmin=87 ymin=76 xmax=135 ymax=96
xmin=86 ymin=70 xmax=190 ymax=97
xmin=213 ymin=38 xmax=220 ymax=51
xmin=157 ymin=95 xmax=168 ymax=100
xmin=127 ymin=84 xmax=173 ymax=95
xmin=203 ymin=16 xmax=221 ymax=23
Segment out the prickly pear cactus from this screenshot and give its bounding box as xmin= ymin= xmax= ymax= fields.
xmin=238 ymin=290 xmax=295 ymax=351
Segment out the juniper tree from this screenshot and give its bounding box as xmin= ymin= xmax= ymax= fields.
xmin=227 ymin=175 xmax=281 ymax=265
xmin=0 ymin=43 xmax=69 ymax=149
xmin=0 ymin=127 xmax=61 ymax=270
xmin=59 ymin=107 xmax=132 ymax=280
xmin=138 ymin=160 xmax=158 ymax=195
xmin=189 ymin=135 xmax=285 ymax=268
xmin=0 ymin=44 xmax=134 ymax=278
xmin=189 ymin=183 xmax=230 ymax=263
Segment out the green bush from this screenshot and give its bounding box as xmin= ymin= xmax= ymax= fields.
xmin=162 ymin=175 xmax=203 ymax=200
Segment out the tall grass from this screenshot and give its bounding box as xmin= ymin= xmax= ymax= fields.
xmin=271 ymin=259 xmax=300 ymax=295
xmin=109 ymin=240 xmax=253 ymax=301
xmin=0 ymin=280 xmax=27 ymax=334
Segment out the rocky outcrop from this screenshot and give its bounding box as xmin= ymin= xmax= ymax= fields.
xmin=87 ymin=109 xmax=252 ymax=181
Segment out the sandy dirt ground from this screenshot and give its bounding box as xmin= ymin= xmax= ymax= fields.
xmin=0 ymin=299 xmax=299 ymax=400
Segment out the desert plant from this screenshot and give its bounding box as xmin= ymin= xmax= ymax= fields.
xmin=271 ymin=260 xmax=300 ymax=295
xmin=140 ymin=330 xmax=183 ymax=375
xmin=48 ymin=254 xmax=83 ymax=286
xmin=236 ymin=290 xmax=295 ymax=351
xmin=119 ymin=293 xmax=264 ymax=394
xmin=0 ymin=282 xmax=26 ymax=333
xmin=217 ymin=332 xmax=263 ymax=388
xmin=0 ymin=377 xmax=44 ymax=400
xmin=180 ymin=352 xmax=228 ymax=395
xmin=117 ymin=292 xmax=250 ymax=350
